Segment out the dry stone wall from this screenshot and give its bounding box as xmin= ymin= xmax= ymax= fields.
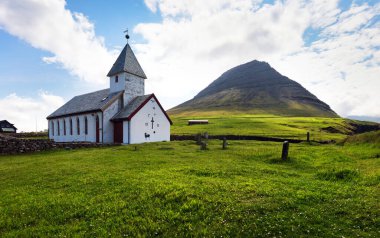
xmin=0 ymin=134 xmax=118 ymax=155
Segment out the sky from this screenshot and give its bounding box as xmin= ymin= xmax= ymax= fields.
xmin=0 ymin=0 xmax=379 ymax=132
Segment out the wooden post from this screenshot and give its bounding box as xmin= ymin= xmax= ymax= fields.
xmin=281 ymin=141 xmax=289 ymax=161
xmin=200 ymin=141 xmax=207 ymax=150
xmin=222 ymin=137 xmax=227 ymax=150
xmin=307 ymin=132 xmax=310 ymax=142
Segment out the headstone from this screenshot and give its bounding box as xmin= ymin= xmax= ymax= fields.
xmin=281 ymin=141 xmax=289 ymax=161
xmin=200 ymin=141 xmax=207 ymax=150
xmin=222 ymin=137 xmax=227 ymax=150
xmin=196 ymin=133 xmax=202 ymax=145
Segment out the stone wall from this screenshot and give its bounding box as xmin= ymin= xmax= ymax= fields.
xmin=7 ymin=132 xmax=48 ymax=138
xmin=0 ymin=134 xmax=119 ymax=155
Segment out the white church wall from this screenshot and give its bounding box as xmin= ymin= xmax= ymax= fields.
xmin=124 ymin=72 xmax=145 ymax=106
xmin=122 ymin=121 xmax=129 ymax=144
xmin=129 ymin=98 xmax=170 ymax=144
xmin=109 ymin=73 xmax=126 ymax=93
xmin=48 ymin=112 xmax=101 ymax=142
xmin=102 ymin=99 xmax=120 ymax=143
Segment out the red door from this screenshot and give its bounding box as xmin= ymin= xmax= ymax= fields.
xmin=96 ymin=116 xmax=100 ymax=143
xmin=114 ymin=121 xmax=123 ymax=143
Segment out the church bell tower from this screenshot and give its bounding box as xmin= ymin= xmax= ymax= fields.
xmin=107 ymin=31 xmax=147 ymax=106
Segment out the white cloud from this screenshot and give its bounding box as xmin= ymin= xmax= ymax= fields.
xmin=0 ymin=91 xmax=64 ymax=132
xmin=136 ymin=0 xmax=380 ymax=117
xmin=0 ymin=0 xmax=115 ymax=86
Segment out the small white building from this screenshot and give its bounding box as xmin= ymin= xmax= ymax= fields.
xmin=47 ymin=40 xmax=172 ymax=144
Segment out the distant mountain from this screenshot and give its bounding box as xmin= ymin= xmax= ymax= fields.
xmin=347 ymin=116 xmax=380 ymax=123
xmin=169 ymin=60 xmax=338 ymax=117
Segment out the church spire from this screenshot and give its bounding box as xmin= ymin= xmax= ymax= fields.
xmin=106 ymin=33 xmax=147 ymax=79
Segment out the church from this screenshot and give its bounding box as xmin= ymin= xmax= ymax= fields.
xmin=47 ymin=37 xmax=172 ymax=144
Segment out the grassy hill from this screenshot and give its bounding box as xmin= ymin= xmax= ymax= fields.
xmin=1 ymin=141 xmax=379 ymax=237
xmin=170 ymin=60 xmax=337 ymax=117
xmin=342 ymin=130 xmax=380 ymax=146
xmin=170 ymin=113 xmax=379 ymax=141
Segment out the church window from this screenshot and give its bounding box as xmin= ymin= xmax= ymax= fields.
xmin=63 ymin=119 xmax=66 ymax=136
xmin=51 ymin=121 xmax=54 ymax=136
xmin=85 ymin=116 xmax=88 ymax=135
xmin=115 ymin=75 xmax=119 ymax=83
xmin=70 ymin=119 xmax=73 ymax=135
xmin=57 ymin=120 xmax=60 ymax=136
xmin=77 ymin=117 xmax=80 ymax=135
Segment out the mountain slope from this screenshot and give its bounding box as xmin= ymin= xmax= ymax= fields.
xmin=169 ymin=60 xmax=338 ymax=117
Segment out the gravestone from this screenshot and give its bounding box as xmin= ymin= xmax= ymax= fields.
xmin=222 ymin=137 xmax=227 ymax=150
xmin=281 ymin=141 xmax=289 ymax=161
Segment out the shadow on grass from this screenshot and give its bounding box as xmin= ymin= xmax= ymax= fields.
xmin=315 ymin=169 xmax=360 ymax=182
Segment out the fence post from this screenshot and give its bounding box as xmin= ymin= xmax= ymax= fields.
xmin=307 ymin=132 xmax=310 ymax=142
xmin=281 ymin=141 xmax=289 ymax=161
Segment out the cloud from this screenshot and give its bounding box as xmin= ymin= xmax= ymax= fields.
xmin=0 ymin=0 xmax=119 ymax=131
xmin=0 ymin=91 xmax=64 ymax=132
xmin=0 ymin=0 xmax=115 ymax=86
xmin=136 ymin=0 xmax=380 ymax=117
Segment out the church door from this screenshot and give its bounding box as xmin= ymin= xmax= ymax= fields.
xmin=114 ymin=121 xmax=123 ymax=143
xmin=96 ymin=115 xmax=100 ymax=143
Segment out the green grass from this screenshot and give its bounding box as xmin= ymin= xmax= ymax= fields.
xmin=343 ymin=130 xmax=380 ymax=146
xmin=170 ymin=114 xmax=358 ymax=141
xmin=1 ymin=141 xmax=379 ymax=237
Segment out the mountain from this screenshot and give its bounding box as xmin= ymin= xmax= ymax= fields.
xmin=169 ymin=60 xmax=338 ymax=117
xmin=347 ymin=116 xmax=380 ymax=123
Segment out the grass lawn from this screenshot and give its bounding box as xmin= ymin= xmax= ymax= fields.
xmin=170 ymin=114 xmax=360 ymax=141
xmin=0 ymin=140 xmax=379 ymax=237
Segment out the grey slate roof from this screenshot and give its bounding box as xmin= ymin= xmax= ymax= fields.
xmin=112 ymin=94 xmax=152 ymax=121
xmin=107 ymin=44 xmax=147 ymax=79
xmin=47 ymin=89 xmax=123 ymax=119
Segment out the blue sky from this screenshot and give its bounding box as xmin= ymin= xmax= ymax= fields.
xmin=0 ymin=0 xmax=379 ymax=131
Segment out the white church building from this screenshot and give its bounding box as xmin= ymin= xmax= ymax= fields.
xmin=47 ymin=39 xmax=172 ymax=144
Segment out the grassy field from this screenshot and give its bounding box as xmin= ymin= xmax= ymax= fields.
xmin=1 ymin=139 xmax=379 ymax=237
xmin=170 ymin=114 xmax=365 ymax=141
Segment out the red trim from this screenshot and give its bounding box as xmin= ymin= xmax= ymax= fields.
xmin=127 ymin=94 xmax=173 ymax=125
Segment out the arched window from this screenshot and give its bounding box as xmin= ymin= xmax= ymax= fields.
xmin=63 ymin=119 xmax=66 ymax=136
xmin=95 ymin=115 xmax=100 ymax=143
xmin=70 ymin=118 xmax=73 ymax=135
xmin=85 ymin=116 xmax=88 ymax=135
xmin=51 ymin=121 xmax=54 ymax=136
xmin=77 ymin=117 xmax=80 ymax=135
xmin=57 ymin=120 xmax=60 ymax=136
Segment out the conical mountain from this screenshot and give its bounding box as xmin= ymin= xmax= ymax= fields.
xmin=169 ymin=60 xmax=338 ymax=117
